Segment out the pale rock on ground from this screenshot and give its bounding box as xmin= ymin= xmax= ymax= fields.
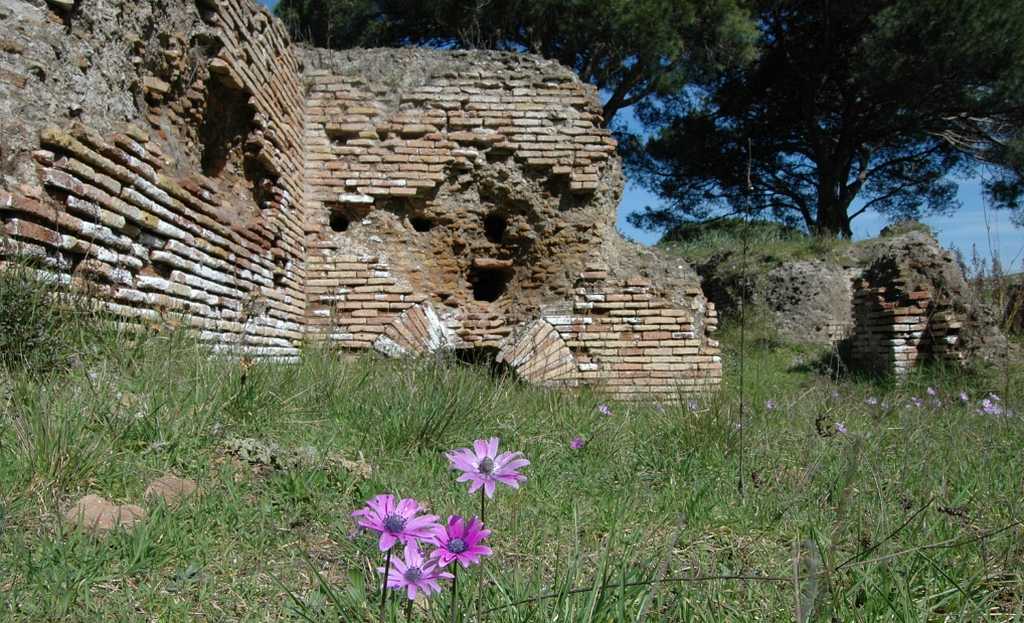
xmin=64 ymin=494 xmax=146 ymax=534
xmin=144 ymin=474 xmax=199 ymax=507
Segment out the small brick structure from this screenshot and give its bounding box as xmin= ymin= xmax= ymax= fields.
xmin=849 ymin=284 xmax=962 ymax=374
xmin=846 ymin=231 xmax=1004 ymax=374
xmin=0 ymin=0 xmax=721 ymax=400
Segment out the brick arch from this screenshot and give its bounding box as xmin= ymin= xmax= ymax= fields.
xmin=373 ymin=302 xmax=457 ymax=358
xmin=496 ymin=319 xmax=578 ymax=385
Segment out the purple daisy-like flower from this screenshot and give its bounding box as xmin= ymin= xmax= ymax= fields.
xmin=835 ymin=422 xmax=848 ymax=434
xmin=959 ymin=391 xmax=969 ymax=403
xmin=765 ymin=399 xmax=776 ymax=411
xmin=352 ymin=494 xmax=441 ymax=551
xmin=865 ymin=397 xmax=879 ymax=406
xmin=597 ymin=403 xmax=612 ymax=416
xmin=381 ymin=542 xmax=452 ymax=601
xmin=927 ymin=386 xmax=938 ymax=397
xmin=910 ymin=397 xmax=923 ymax=408
xmin=447 ymin=437 xmax=529 ymax=498
xmin=570 ymin=435 xmax=586 ymax=450
xmin=980 ymin=398 xmax=1004 ymax=416
xmin=430 ymin=515 xmax=492 ymax=569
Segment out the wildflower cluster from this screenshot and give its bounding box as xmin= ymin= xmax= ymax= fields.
xmin=351 ymin=437 xmax=528 ymax=617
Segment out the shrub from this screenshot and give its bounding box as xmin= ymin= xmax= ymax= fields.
xmin=0 ymin=258 xmax=92 ymax=373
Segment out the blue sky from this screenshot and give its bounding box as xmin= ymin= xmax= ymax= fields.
xmin=258 ymin=0 xmax=1023 ymax=271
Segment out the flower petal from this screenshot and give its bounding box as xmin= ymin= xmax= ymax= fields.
xmin=379 ymin=532 xmax=398 ymax=551
xmin=396 ymin=497 xmax=420 ymax=517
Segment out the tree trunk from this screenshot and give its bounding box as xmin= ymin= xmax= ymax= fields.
xmin=815 ymin=165 xmax=854 ymax=238
xmin=815 ymin=191 xmax=854 ymax=238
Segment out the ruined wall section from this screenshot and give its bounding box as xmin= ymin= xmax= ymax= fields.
xmin=302 ymin=49 xmax=620 ymax=349
xmin=0 ymin=0 xmax=307 ymax=358
xmin=497 ymin=266 xmax=721 ymax=400
xmin=300 ymin=48 xmax=722 ymax=399
xmin=848 ymin=231 xmax=1007 ymax=374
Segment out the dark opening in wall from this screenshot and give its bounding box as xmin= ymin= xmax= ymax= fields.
xmin=326 ymin=203 xmax=371 ymax=233
xmin=455 ymin=345 xmax=500 ymax=367
xmin=329 ymin=211 xmax=350 ymax=232
xmin=199 ymin=76 xmax=253 ymax=178
xmin=469 ymin=265 xmax=513 ymax=302
xmin=410 ymin=216 xmax=434 ymax=232
xmin=484 ymin=212 xmax=507 ymax=243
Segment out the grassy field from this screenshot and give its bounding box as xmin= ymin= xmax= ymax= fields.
xmin=1 ymin=269 xmax=1023 ymax=621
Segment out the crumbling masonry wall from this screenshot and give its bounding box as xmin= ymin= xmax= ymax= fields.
xmin=1 ymin=0 xmax=306 ymax=358
xmin=300 ymin=49 xmax=721 ymax=398
xmin=1 ymin=0 xmax=722 ymax=399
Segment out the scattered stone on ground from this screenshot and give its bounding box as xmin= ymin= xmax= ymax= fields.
xmin=144 ymin=475 xmax=198 ymax=507
xmin=64 ymin=494 xmax=146 ymax=534
xmin=223 ymin=437 xmax=372 ymax=477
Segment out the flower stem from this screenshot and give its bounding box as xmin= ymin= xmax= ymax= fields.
xmin=380 ymin=548 xmax=392 ymax=623
xmin=449 ymin=564 xmax=459 ymax=623
xmin=405 ymin=597 xmax=413 ymax=621
xmin=476 ymin=491 xmax=486 ymax=621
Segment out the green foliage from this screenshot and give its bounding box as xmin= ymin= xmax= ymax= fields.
xmin=626 ymin=0 xmax=1024 ymax=238
xmin=878 ymin=220 xmax=935 ymax=238
xmin=1 ymin=308 xmax=1022 ymax=620
xmin=274 ymin=0 xmax=758 ymax=124
xmin=0 ymin=259 xmax=96 ymax=373
xmin=658 ymin=218 xmax=855 ymax=273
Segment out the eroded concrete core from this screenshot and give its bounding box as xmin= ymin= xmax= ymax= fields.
xmin=0 ymin=0 xmax=721 ymax=400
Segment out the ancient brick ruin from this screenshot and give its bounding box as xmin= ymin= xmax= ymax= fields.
xmin=847 ymin=231 xmax=1005 ymax=375
xmin=0 ymin=0 xmax=721 ymax=400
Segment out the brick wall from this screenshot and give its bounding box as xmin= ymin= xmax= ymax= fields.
xmin=301 ymin=49 xmax=620 ymax=348
xmin=850 ymin=282 xmax=965 ymax=374
xmin=1 ymin=0 xmax=306 ymax=359
xmin=1 ymin=0 xmax=725 ymax=400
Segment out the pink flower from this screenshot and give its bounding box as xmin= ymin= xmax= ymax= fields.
xmin=430 ymin=515 xmax=492 ymax=568
xmin=352 ymin=494 xmax=441 ymax=551
xmin=835 ymin=422 xmax=848 ymax=434
xmin=447 ymin=437 xmax=529 ymax=498
xmin=380 ymin=542 xmax=452 ymax=600
xmin=570 ymin=435 xmax=586 ymax=450
xmin=597 ymin=404 xmax=612 ymax=416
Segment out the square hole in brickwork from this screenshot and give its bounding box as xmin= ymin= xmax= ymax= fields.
xmin=483 ymin=212 xmax=507 ymax=243
xmin=326 ymin=203 xmax=371 ymax=233
xmin=330 ymin=212 xmax=350 ymax=232
xmin=410 ymin=216 xmax=434 ymax=232
xmin=469 ymin=265 xmax=513 ymax=302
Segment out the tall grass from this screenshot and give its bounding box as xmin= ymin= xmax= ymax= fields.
xmin=0 ymin=262 xmax=1022 ymax=621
